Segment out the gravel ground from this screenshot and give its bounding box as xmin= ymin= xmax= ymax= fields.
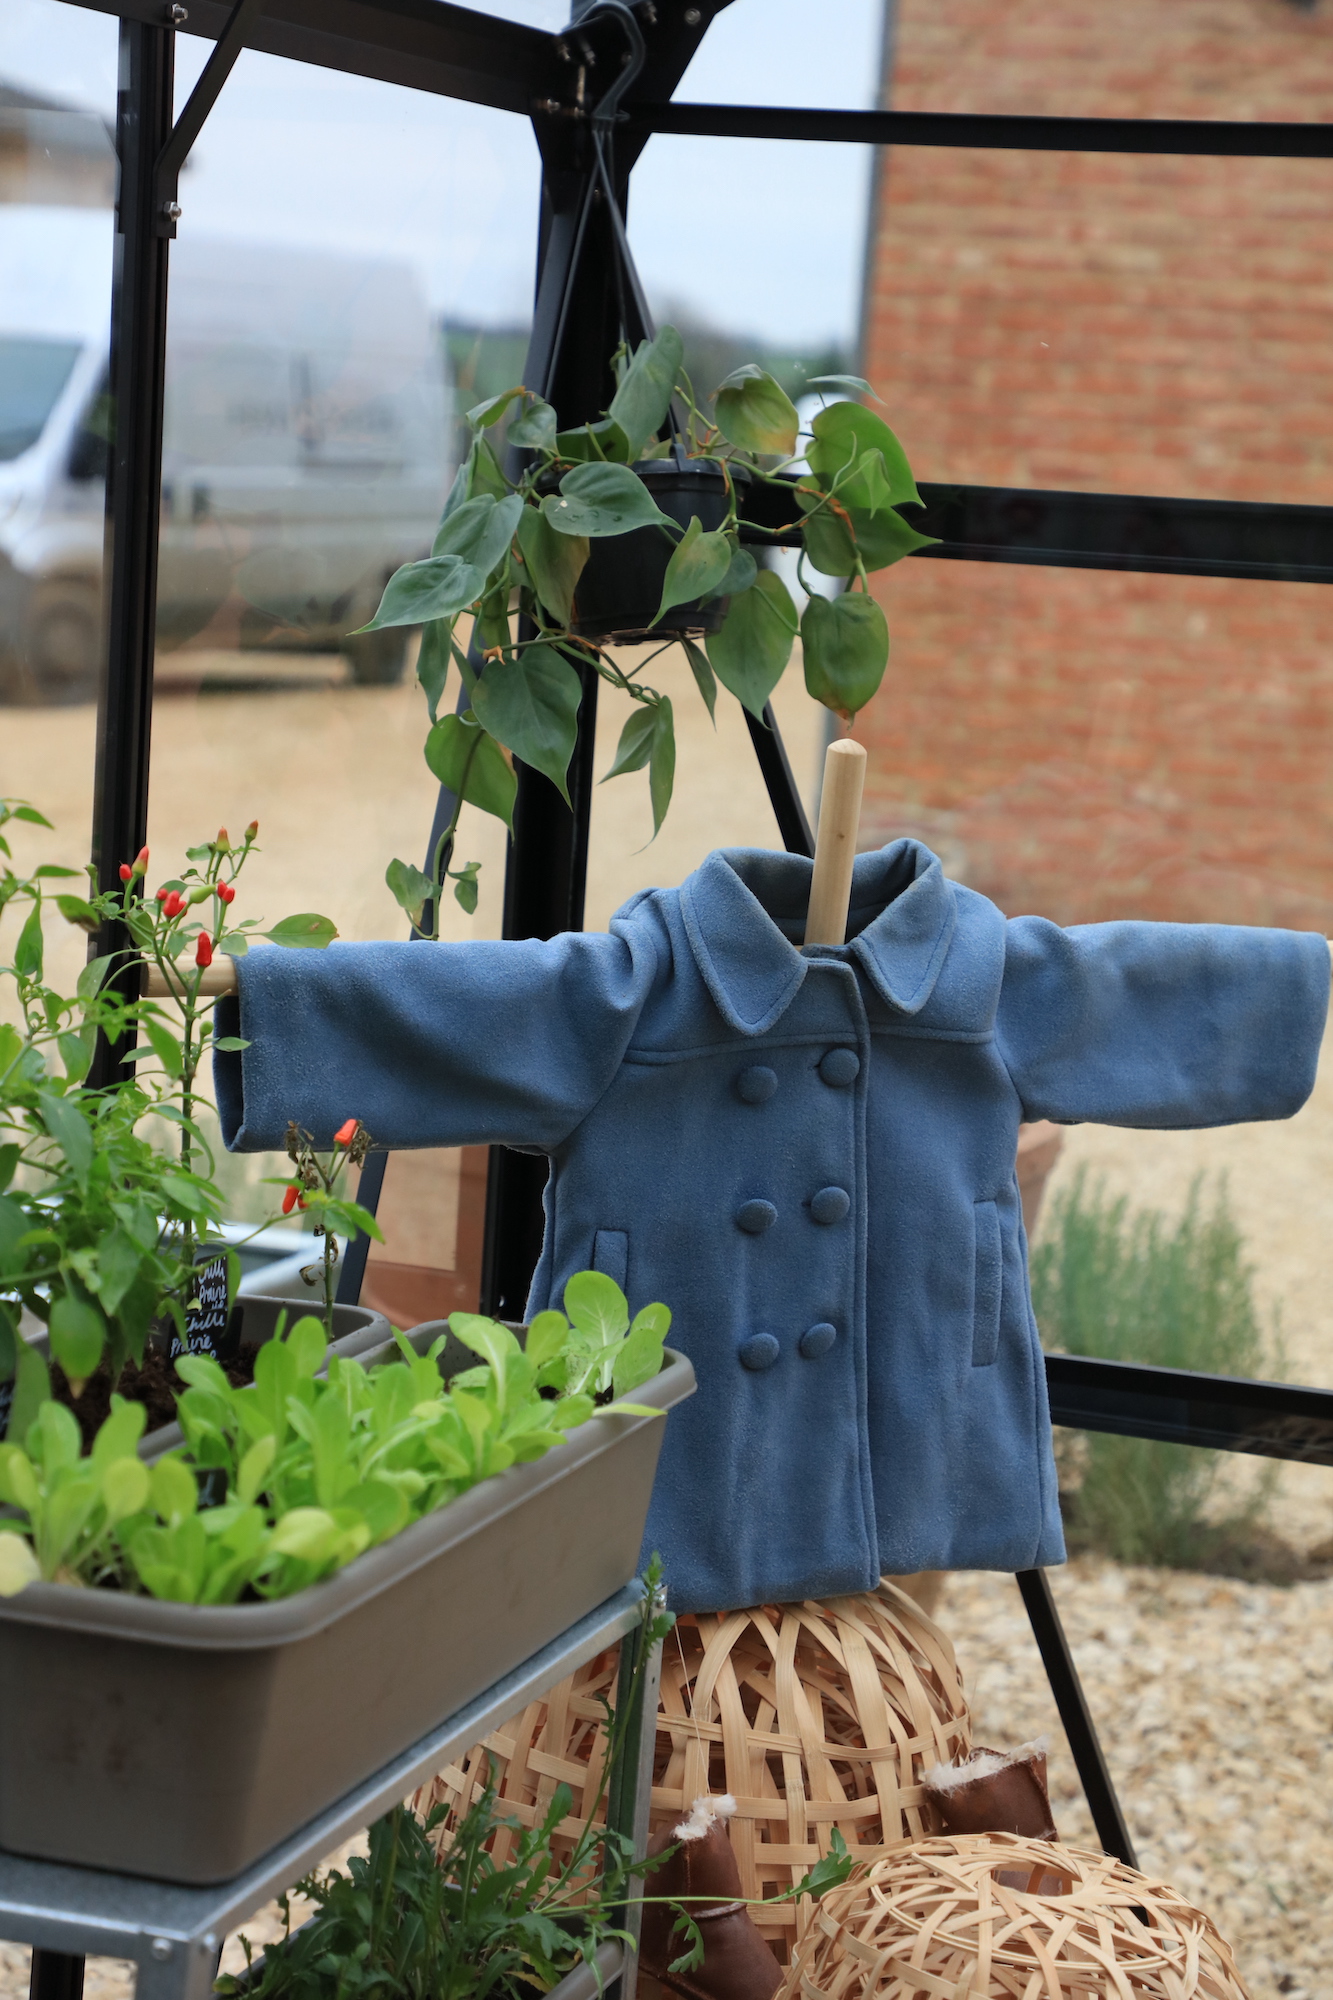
xmin=2 ymin=657 xmax=1331 ymax=1999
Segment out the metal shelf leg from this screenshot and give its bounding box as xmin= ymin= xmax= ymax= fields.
xmin=1015 ymin=1568 xmax=1137 ymax=1868
xmin=28 ymin=1953 xmax=85 ymax=2000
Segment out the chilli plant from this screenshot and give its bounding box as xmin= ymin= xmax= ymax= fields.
xmin=0 ymin=798 xmax=336 ymax=1406
xmin=368 ymin=327 xmax=935 ymax=934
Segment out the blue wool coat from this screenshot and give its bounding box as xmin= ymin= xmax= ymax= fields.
xmin=215 ymin=841 xmax=1329 ymax=1611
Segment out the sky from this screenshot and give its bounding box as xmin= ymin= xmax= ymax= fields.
xmin=0 ymin=0 xmax=885 ymax=348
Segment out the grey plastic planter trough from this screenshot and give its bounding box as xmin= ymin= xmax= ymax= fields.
xmin=0 ymin=1335 xmax=695 ymax=1886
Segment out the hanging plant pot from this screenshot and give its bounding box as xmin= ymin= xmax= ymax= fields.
xmin=571 ymin=457 xmax=735 ymax=642
xmin=0 ymin=1338 xmax=694 ymax=1885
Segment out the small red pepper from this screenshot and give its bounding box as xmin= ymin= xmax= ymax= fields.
xmin=216 ymin=828 xmax=230 ymax=853
xmin=134 ymin=846 xmax=149 ymax=875
xmin=119 ymin=863 xmax=132 ymax=882
xmin=155 ymin=885 xmax=170 ymax=903
xmin=245 ymin=819 xmax=259 ymax=839
xmin=163 ymin=891 xmax=186 ymax=918
xmin=218 ymin=881 xmax=236 ymax=905
xmin=196 ymin=933 xmax=214 ymax=969
xmin=333 ymin=1118 xmax=359 ymax=1147
xmin=281 ymin=1184 xmax=300 ymax=1215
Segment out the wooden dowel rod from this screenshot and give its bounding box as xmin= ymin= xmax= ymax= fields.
xmin=804 ymin=738 xmax=867 ymax=949
xmin=142 ymin=959 xmax=238 ymax=998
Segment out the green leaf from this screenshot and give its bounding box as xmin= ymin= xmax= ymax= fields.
xmin=416 ymin=618 xmax=453 ymax=721
xmin=508 ymin=393 xmax=558 ymax=453
xmin=5 ymin=1342 xmax=49 ymax=1446
xmin=92 ymin=1227 xmax=144 ymax=1315
xmin=212 ymin=1036 xmax=250 ymax=1052
xmin=515 ymin=507 xmax=588 ymax=627
xmin=0 ymin=1145 xmax=18 ymax=1195
xmin=55 ymin=895 xmax=99 ymax=935
xmin=703 ymin=542 xmax=757 ymax=603
xmin=360 ymin=554 xmax=484 ymax=632
xmin=470 ymin=646 xmax=582 ymax=804
xmin=140 ymin=1013 xmax=184 ymax=1079
xmin=36 ymin=1089 xmax=93 ymax=1185
xmin=801 ymin=591 xmax=889 ymax=720
xmin=806 ymin=374 xmax=878 ymax=399
xmin=0 ymin=1193 xmax=29 ymax=1273
xmin=525 ymin=1309 xmax=568 ymax=1371
xmin=431 ymin=494 xmax=524 ymax=579
xmin=76 ymin=954 xmax=114 ymax=1004
xmin=264 ymin=913 xmax=338 ymax=949
xmin=613 ymin=1304 xmax=670 ymax=1397
xmin=424 ymin=714 xmax=516 ymax=831
xmin=608 ymin=325 xmax=684 ymax=460
xmin=554 ymin=417 xmax=632 ymax=465
xmin=649 ymin=697 xmax=675 ymax=838
xmin=653 ymin=517 xmax=732 ymax=626
xmin=683 ymin=639 xmax=717 ymax=723
xmin=385 ymin=858 xmax=436 ymax=932
xmin=602 ymin=704 xmax=657 ymax=781
xmin=707 ymin=570 xmax=798 ymax=720
xmin=714 ymin=365 xmax=799 ymax=455
xmin=798 ymin=490 xmax=937 ymax=578
xmin=49 ymin=1290 xmax=106 ymax=1389
xmin=563 ymin=1271 xmax=629 ymax=1346
xmin=57 ymin=1029 xmax=93 ymax=1085
xmin=466 ymin=385 xmax=524 ymax=430
xmin=450 ymin=861 xmax=480 ymax=915
xmin=8 ymin=805 xmax=53 ymax=828
xmin=806 ymin=402 xmax=921 ymax=509
xmin=14 ymin=903 xmax=43 ymax=980
xmin=543 ymin=462 xmax=674 ymax=539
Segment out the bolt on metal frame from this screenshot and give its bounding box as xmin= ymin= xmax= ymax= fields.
xmin=14 ymin=0 xmax=1333 ymax=1987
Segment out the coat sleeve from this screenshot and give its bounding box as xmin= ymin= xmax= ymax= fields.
xmin=213 ymin=925 xmax=659 ymax=1154
xmin=995 ymin=917 xmax=1330 ymax=1128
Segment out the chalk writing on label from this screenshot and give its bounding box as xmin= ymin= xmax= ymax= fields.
xmin=170 ymin=1254 xmax=232 ymax=1362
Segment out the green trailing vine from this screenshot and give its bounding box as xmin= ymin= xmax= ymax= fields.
xmin=370 ymin=328 xmax=935 ymax=933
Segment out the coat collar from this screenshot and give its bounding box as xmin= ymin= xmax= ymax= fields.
xmin=678 ymin=840 xmax=957 ymax=1035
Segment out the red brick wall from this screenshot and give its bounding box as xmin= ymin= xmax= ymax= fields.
xmin=856 ymin=0 xmax=1333 ymax=927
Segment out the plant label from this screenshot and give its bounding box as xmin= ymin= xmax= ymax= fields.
xmin=170 ymin=1254 xmax=241 ymax=1363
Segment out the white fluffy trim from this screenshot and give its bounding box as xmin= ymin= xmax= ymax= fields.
xmin=924 ymin=1739 xmax=1048 ymax=1794
xmin=674 ymin=1794 xmax=737 ymax=1840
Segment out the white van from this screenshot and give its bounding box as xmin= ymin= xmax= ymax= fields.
xmin=0 ymin=207 xmax=450 ymax=701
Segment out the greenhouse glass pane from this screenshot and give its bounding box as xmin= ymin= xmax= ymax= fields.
xmin=0 ymin=0 xmax=117 ymax=1011
xmin=140 ymin=44 xmax=541 ymax=1299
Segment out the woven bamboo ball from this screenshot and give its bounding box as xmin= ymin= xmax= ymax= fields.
xmin=782 ymin=1833 xmax=1251 ymax=2000
xmin=413 ymin=1582 xmax=971 ymax=1955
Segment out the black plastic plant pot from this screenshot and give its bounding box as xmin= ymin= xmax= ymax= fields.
xmin=571 ymin=458 xmax=734 ymax=643
xmin=26 ymin=1295 xmax=391 ymax=1458
xmin=0 ymin=1343 xmax=695 ymax=1884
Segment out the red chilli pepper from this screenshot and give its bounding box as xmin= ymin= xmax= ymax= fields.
xmin=282 ymin=1184 xmax=300 ymax=1215
xmin=155 ymin=885 xmax=170 ymax=903
xmin=333 ymin=1118 xmax=359 ymax=1147
xmin=218 ymin=881 xmax=236 ymax=905
xmin=164 ymin=891 xmax=186 ymax=918
xmin=134 ymin=846 xmax=149 ymax=875
xmin=245 ymin=819 xmax=259 ymax=839
xmin=119 ymin=863 xmax=133 ymax=882
xmin=196 ymin=933 xmax=214 ymax=969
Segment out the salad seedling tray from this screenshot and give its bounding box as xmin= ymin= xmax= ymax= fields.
xmin=0 ymin=1344 xmax=694 ymax=1886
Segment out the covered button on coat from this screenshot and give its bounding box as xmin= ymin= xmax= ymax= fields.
xmin=214 ymin=841 xmax=1330 ymax=1612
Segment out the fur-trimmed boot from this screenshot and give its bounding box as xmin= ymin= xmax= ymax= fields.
xmin=922 ymin=1740 xmax=1058 ymax=1841
xmin=639 ymin=1796 xmax=781 ymax=2000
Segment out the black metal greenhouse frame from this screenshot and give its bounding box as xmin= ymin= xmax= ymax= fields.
xmin=30 ymin=1 xmax=1333 ymax=1992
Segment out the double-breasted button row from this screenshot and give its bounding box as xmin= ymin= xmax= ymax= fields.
xmin=735 ymin=1049 xmax=859 ymax=1104
xmin=739 ymin=1324 xmax=839 ymax=1370
xmin=735 ymin=1188 xmax=849 ymax=1232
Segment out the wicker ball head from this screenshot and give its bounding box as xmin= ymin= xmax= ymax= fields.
xmin=784 ymin=1834 xmax=1251 ymax=2000
xmin=414 ymin=1583 xmax=971 ymax=1958
xmin=655 ymin=1587 xmax=971 ymax=1953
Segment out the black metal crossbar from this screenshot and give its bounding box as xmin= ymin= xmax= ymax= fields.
xmin=1046 ymin=1353 xmax=1333 ymax=1466
xmin=629 ymin=100 xmax=1333 ymax=159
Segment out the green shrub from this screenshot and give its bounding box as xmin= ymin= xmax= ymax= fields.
xmin=1030 ymin=1168 xmax=1279 ymax=1569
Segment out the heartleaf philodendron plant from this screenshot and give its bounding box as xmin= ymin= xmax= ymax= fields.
xmin=0 ymin=1273 xmax=670 ymax=1605
xmin=372 ymin=329 xmax=935 ymax=934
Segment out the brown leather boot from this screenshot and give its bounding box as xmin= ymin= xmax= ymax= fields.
xmin=923 ymin=1741 xmax=1058 ymax=1842
xmin=639 ymin=1797 xmax=781 ymax=2000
